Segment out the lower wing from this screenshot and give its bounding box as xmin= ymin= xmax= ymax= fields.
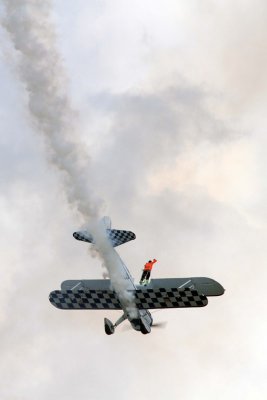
xmin=49 ymin=287 xmax=207 ymax=310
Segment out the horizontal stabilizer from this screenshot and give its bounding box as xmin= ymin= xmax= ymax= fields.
xmin=73 ymin=229 xmax=136 ymax=247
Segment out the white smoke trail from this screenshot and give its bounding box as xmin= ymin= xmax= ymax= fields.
xmin=88 ymin=220 xmax=137 ymax=317
xmin=2 ymin=0 xmax=137 ymax=316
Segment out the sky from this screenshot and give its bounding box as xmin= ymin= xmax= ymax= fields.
xmin=1 ymin=0 xmax=267 ymax=399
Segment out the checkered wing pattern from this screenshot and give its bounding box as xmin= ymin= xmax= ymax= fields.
xmin=73 ymin=229 xmax=135 ymax=247
xmin=135 ymin=288 xmax=208 ymax=309
xmin=107 ymin=230 xmax=136 ymax=247
xmin=49 ymin=287 xmax=207 ymax=311
xmin=73 ymin=231 xmax=93 ymax=243
xmin=49 ymin=290 xmax=122 ymax=310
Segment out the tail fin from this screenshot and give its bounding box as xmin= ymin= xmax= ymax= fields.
xmin=102 ymin=216 xmax=111 ymax=230
xmin=73 ymin=217 xmax=136 ymax=247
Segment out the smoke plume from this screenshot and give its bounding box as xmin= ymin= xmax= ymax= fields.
xmin=2 ymin=0 xmax=136 ymax=315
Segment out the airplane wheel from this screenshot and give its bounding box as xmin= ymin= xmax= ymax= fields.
xmin=104 ymin=318 xmax=115 ymax=335
xmin=140 ymin=321 xmax=151 ymax=335
xmin=141 ymin=329 xmax=149 ymax=335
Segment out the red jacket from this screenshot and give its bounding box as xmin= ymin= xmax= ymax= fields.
xmin=144 ymin=259 xmax=157 ymax=271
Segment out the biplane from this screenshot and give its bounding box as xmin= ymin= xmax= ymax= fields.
xmin=49 ymin=218 xmax=224 ymax=335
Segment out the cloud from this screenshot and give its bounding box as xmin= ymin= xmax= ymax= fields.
xmin=87 ymin=84 xmax=237 ymax=212
xmin=1 ymin=1 xmax=267 ymax=399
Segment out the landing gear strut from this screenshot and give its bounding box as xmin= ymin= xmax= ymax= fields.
xmin=104 ymin=314 xmax=127 ymax=335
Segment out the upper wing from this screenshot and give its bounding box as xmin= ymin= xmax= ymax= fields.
xmin=60 ymin=277 xmax=224 ymax=296
xmin=149 ymin=277 xmax=225 ymax=296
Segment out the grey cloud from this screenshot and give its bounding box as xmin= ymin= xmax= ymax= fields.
xmin=87 ymin=85 xmax=236 ymax=210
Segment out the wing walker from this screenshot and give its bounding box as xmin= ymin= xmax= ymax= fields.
xmin=49 ymin=218 xmax=224 ymax=335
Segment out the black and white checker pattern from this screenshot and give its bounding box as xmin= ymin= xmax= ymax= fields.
xmin=107 ymin=230 xmax=136 ymax=247
xmin=73 ymin=231 xmax=93 ymax=243
xmin=49 ymin=289 xmax=122 ymax=310
xmin=73 ymin=229 xmax=136 ymax=247
xmin=49 ymin=287 xmax=207 ymax=310
xmin=135 ymin=288 xmax=208 ymax=309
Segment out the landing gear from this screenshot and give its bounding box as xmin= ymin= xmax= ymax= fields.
xmin=104 ymin=311 xmax=152 ymax=335
xmin=140 ymin=319 xmax=151 ymax=335
xmin=141 ymin=326 xmax=149 ymax=334
xmin=104 ymin=318 xmax=115 ymax=335
xmin=104 ymin=314 xmax=127 ymax=335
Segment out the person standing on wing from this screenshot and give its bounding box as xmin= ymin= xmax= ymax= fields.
xmin=140 ymin=259 xmax=157 ymax=285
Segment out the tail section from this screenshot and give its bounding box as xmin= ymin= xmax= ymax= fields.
xmin=107 ymin=229 xmax=136 ymax=247
xmin=73 ymin=217 xmax=136 ymax=248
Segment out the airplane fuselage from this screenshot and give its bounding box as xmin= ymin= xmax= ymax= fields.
xmin=110 ymin=249 xmax=153 ymax=333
